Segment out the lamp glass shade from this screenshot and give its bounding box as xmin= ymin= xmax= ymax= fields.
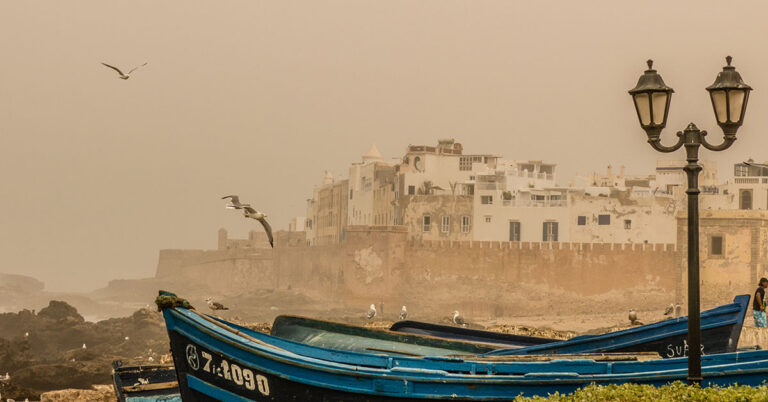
xmin=652 ymin=92 xmax=668 ymax=124
xmin=710 ymin=90 xmax=727 ymax=123
xmin=729 ymin=89 xmax=746 ymax=123
xmin=633 ymin=93 xmax=651 ymax=126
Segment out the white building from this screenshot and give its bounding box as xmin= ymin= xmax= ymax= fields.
xmin=473 ymin=160 xmax=569 ymax=242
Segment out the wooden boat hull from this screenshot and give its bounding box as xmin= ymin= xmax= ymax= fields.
xmin=484 ymin=295 xmax=750 ymax=357
xmin=111 ymin=360 xmax=181 ymax=402
xmin=162 ymin=301 xmax=768 ymax=401
xmin=270 ymin=315 xmax=496 ymax=356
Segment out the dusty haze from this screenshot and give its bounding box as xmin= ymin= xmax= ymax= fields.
xmin=2 ymin=0 xmax=768 ymax=292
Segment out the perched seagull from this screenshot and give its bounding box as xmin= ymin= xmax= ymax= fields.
xmin=366 ymin=304 xmax=377 ymax=320
xmin=663 ymin=303 xmax=674 ymax=316
xmin=243 ymin=206 xmax=274 ymax=248
xmin=399 ymin=306 xmax=408 ymax=320
xmin=24 ymin=332 xmax=28 ymax=338
xmin=101 ymin=62 xmax=147 ymax=80
xmin=82 ymin=343 xmax=87 ymax=349
xmin=628 ymin=309 xmax=643 ymax=325
xmin=125 ymin=336 xmax=130 ymax=341
xmin=222 ymin=195 xmax=250 ymax=210
xmin=452 ymin=311 xmax=466 ymax=327
xmin=206 ymin=297 xmax=229 ymax=311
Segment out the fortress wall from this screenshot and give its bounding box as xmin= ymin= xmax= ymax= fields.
xmin=154 ymin=229 xmax=678 ymax=317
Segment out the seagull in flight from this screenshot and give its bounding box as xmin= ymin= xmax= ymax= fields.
xmin=243 ymin=206 xmax=274 ymax=248
xmin=101 ymin=62 xmax=147 ymax=80
xmin=366 ymin=304 xmax=377 ymax=320
xmin=222 ymin=195 xmax=250 ymax=210
xmin=206 ymin=297 xmax=229 ymax=311
xmin=663 ymin=303 xmax=674 ymax=316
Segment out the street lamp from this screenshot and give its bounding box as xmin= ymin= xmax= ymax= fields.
xmin=628 ymin=56 xmax=752 ymax=385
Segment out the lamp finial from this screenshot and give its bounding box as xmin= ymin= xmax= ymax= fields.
xmin=647 ymin=59 xmax=654 ymax=70
xmin=726 ymin=56 xmax=732 ymax=66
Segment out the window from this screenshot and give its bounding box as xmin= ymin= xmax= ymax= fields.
xmin=509 ymin=221 xmax=521 ymax=241
xmin=481 ymin=195 xmax=493 ymax=205
xmin=441 ymin=216 xmax=450 ymax=233
xmin=624 ymin=219 xmax=632 ymax=229
xmin=740 ymin=189 xmax=753 ymax=210
xmin=460 ymin=156 xmax=483 ymax=171
xmin=485 ymin=216 xmax=492 ymax=223
xmin=461 ymin=216 xmax=471 ymax=233
xmin=577 ymin=216 xmax=586 ymax=225
xmin=543 ymin=221 xmax=559 ymax=242
xmin=598 ymin=214 xmax=610 ymax=225
xmin=408 ymin=185 xmax=415 ymax=195
xmin=422 ymin=215 xmax=431 ymax=232
xmin=711 ymin=235 xmax=724 ymax=256
xmin=350 ymin=189 xmax=353 ymax=200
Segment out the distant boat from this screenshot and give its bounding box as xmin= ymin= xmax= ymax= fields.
xmin=111 ymin=360 xmax=180 ymax=402
xmin=158 ymin=291 xmax=768 ymax=400
xmin=391 ymin=295 xmax=750 ymax=358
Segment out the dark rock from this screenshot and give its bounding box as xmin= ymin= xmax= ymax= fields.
xmin=38 ymin=301 xmax=84 ymax=323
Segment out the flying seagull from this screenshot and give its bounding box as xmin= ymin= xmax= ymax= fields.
xmin=206 ymin=297 xmax=229 ymax=311
xmin=222 ymin=195 xmax=250 ymax=210
xmin=366 ymin=304 xmax=376 ymax=320
xmin=663 ymin=303 xmax=674 ymax=316
xmin=399 ymin=306 xmax=408 ymax=320
xmin=452 ymin=311 xmax=466 ymax=327
xmin=243 ymin=206 xmax=274 ymax=248
xmin=101 ymin=62 xmax=147 ymax=80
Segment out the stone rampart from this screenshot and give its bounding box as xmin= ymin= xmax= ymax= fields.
xmin=151 ymin=227 xmax=679 ymax=318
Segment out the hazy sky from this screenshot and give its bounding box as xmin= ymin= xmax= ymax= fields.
xmin=3 ymin=1 xmax=768 ymax=292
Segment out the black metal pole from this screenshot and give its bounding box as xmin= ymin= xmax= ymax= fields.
xmin=682 ymin=127 xmax=703 ymax=385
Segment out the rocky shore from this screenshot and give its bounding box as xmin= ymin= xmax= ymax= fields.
xmin=0 ymin=301 xmax=168 ymax=400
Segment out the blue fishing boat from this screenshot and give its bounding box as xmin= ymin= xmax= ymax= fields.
xmin=484 ymin=295 xmax=750 ymax=357
xmin=392 ymin=295 xmax=750 ymax=358
xmin=111 ymin=360 xmax=181 ymax=402
xmin=158 ymin=292 xmax=768 ymax=400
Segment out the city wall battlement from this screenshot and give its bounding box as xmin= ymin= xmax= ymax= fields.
xmin=152 ymin=228 xmax=688 ymax=318
xmin=410 ymin=239 xmax=676 ymax=252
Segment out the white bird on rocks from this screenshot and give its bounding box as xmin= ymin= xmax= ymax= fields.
xmin=82 ymin=343 xmax=87 ymax=349
xmin=242 ymin=206 xmax=274 ymax=248
xmin=452 ymin=311 xmax=466 ymax=327
xmin=664 ymin=303 xmax=674 ymax=316
xmin=399 ymin=306 xmax=408 ymax=320
xmin=206 ymin=297 xmax=229 ymax=311
xmin=101 ymin=62 xmax=147 ymax=80
xmin=24 ymin=332 xmax=28 ymax=338
xmin=125 ymin=336 xmax=130 ymax=341
xmin=366 ymin=304 xmax=376 ymax=320
xmin=221 ymin=195 xmax=250 ymax=210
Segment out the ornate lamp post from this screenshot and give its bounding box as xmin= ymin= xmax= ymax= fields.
xmin=629 ymin=57 xmax=752 ymax=384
